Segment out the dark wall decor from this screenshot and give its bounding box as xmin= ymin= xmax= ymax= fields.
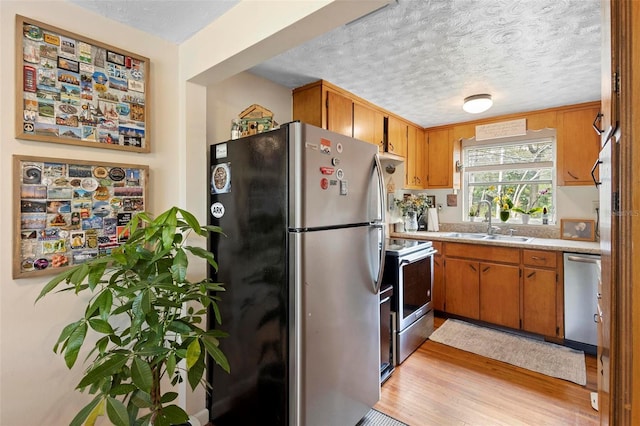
xmin=16 ymin=15 xmax=150 ymax=152
xmin=13 ymin=155 xmax=149 ymax=278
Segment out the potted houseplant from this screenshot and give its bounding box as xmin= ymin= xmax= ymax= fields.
xmin=511 ymin=206 xmax=543 ymax=224
xmin=36 ymin=207 xmax=229 ymax=426
xmin=468 ymin=205 xmax=479 ymax=222
xmin=394 ymin=194 xmax=430 ymax=232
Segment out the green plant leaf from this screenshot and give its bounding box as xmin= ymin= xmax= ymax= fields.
xmin=184 ymin=245 xmax=218 ymax=269
xmin=110 ymin=383 xmax=136 ymax=395
xmin=130 ymin=389 xmax=152 ymax=408
xmin=64 ymin=321 xmax=87 ymax=368
xmin=170 ymin=248 xmax=188 ymax=283
xmin=87 ymin=261 xmax=108 ymax=290
xmin=106 ymin=396 xmax=129 ymax=426
xmin=157 ymin=405 xmax=189 ymax=426
xmin=186 ymin=339 xmax=201 ymax=370
xmin=36 ymin=267 xmax=76 ymax=302
xmin=53 ymin=320 xmax=81 ymax=353
xmin=70 ymin=263 xmax=90 ymax=287
xmin=160 ymin=394 xmax=178 ymax=406
xmin=166 ymin=352 xmax=176 ymax=377
xmin=202 ymin=335 xmax=230 ymax=373
xmin=167 ymin=320 xmax=192 ymax=334
xmin=88 ymin=318 xmax=114 ymax=334
xmin=69 ymin=396 xmax=102 ymax=426
xmin=131 ymin=358 xmax=153 ymax=393
xmin=178 ymin=208 xmax=202 ymax=234
xmin=187 ymin=354 xmax=205 ymax=390
xmin=77 ymin=355 xmax=127 ymax=389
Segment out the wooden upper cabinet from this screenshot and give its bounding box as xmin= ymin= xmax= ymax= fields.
xmin=405 ymin=125 xmax=426 ymax=189
xmin=292 ymin=81 xmax=324 ymax=128
xmin=426 ymin=128 xmax=454 ymax=188
xmin=353 ymin=102 xmax=385 ymax=151
xmin=557 ymin=104 xmax=601 ymax=186
xmin=387 ymin=116 xmax=407 ymax=157
xmin=326 ymin=91 xmax=353 ymax=137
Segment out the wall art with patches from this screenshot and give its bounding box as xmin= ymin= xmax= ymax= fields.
xmin=16 ymin=15 xmax=150 ymax=152
xmin=13 ymin=155 xmax=149 ymax=278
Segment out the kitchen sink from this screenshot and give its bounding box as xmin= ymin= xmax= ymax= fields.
xmin=444 ymin=232 xmax=487 ymax=239
xmin=444 ymin=232 xmax=533 ymax=243
xmin=482 ymin=235 xmax=534 ymax=243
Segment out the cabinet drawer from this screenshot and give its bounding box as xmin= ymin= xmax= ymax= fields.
xmin=444 ymin=242 xmax=519 ymax=264
xmin=523 ymin=249 xmax=557 ymax=268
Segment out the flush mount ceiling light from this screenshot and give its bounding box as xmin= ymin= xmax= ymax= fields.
xmin=463 ymin=94 xmax=493 ymax=114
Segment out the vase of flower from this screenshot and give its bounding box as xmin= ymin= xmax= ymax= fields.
xmin=500 ymin=209 xmax=510 ymax=222
xmin=521 ymin=213 xmax=530 ymax=225
xmin=404 ymin=211 xmax=419 ymax=232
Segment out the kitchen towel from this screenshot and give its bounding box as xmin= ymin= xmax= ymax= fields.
xmin=426 ymin=207 xmax=439 ymax=231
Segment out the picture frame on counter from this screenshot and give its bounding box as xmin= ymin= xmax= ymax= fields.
xmin=560 ymin=218 xmax=596 ymax=242
xmin=13 ymin=155 xmax=149 ymax=279
xmin=16 ymin=15 xmax=150 ymax=153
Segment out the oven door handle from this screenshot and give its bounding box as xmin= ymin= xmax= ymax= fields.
xmin=399 ymin=249 xmax=437 ymax=265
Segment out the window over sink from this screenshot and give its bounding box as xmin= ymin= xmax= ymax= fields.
xmin=463 ymin=132 xmax=556 ymax=225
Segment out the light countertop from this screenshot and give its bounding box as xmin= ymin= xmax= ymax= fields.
xmin=390 ymin=231 xmax=601 ymax=255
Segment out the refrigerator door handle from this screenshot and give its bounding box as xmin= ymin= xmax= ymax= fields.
xmin=373 ymin=155 xmax=387 ymax=293
xmin=374 ymin=154 xmax=387 ymax=224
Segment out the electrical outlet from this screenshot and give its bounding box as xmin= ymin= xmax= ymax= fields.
xmin=592 ymin=200 xmax=599 ymax=213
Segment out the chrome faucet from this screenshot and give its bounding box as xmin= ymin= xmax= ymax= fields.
xmin=478 ymin=200 xmax=498 ymax=235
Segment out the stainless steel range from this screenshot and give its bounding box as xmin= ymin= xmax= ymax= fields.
xmin=383 ymin=238 xmax=437 ymax=364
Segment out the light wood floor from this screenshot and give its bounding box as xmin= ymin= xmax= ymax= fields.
xmin=374 ymin=316 xmax=599 ymax=426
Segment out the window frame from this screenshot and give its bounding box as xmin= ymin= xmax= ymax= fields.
xmin=462 ymin=130 xmax=557 ymax=225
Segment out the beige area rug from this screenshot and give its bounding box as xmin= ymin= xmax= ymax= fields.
xmin=429 ymin=319 xmax=587 ymax=385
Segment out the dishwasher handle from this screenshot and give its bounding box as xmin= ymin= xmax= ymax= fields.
xmin=566 ymin=255 xmax=601 ymax=265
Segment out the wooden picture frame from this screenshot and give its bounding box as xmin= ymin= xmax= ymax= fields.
xmin=13 ymin=155 xmax=149 ymax=279
xmin=16 ymin=15 xmax=150 ymax=153
xmin=560 ymin=218 xmax=596 ymax=242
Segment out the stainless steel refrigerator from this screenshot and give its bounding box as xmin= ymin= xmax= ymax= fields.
xmin=207 ymin=122 xmax=386 ymax=426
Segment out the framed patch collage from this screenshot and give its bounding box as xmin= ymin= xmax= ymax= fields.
xmin=16 ymin=15 xmax=150 ymax=152
xmin=13 ymin=155 xmax=149 ymax=279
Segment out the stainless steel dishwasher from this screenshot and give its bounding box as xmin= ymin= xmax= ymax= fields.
xmin=563 ymin=252 xmax=601 ymax=354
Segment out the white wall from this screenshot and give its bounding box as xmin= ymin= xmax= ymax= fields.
xmin=0 ymin=1 xmax=180 ymax=424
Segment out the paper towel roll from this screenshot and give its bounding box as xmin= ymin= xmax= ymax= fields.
xmin=427 ymin=207 xmax=439 ymax=232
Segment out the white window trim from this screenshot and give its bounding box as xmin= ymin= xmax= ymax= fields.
xmin=462 ymin=129 xmax=557 ymax=224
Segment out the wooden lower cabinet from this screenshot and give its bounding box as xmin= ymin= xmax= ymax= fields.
xmin=444 ymin=258 xmax=479 ymax=319
xmin=522 ymin=268 xmax=558 ymax=336
xmin=479 ymin=263 xmax=520 ymax=329
xmin=441 ymin=242 xmax=561 ymax=338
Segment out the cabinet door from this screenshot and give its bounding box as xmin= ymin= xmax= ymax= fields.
xmin=353 ymin=103 xmax=385 ymax=151
xmin=326 ymin=91 xmax=353 ymax=137
xmin=444 ymin=258 xmax=479 ymax=319
xmin=432 ymin=242 xmax=444 ymax=311
xmin=557 ymin=106 xmax=601 ymax=185
xmin=479 ymin=263 xmax=520 ymax=329
xmin=522 ymin=267 xmax=558 ymax=336
xmin=405 ymin=125 xmax=425 ymax=189
xmin=426 ymin=129 xmax=453 ymax=188
xmin=387 ymin=116 xmax=407 ymax=157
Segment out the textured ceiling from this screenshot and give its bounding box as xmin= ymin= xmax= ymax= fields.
xmin=67 ymin=0 xmax=601 ymax=129
xmin=67 ymin=0 xmax=239 ymax=44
